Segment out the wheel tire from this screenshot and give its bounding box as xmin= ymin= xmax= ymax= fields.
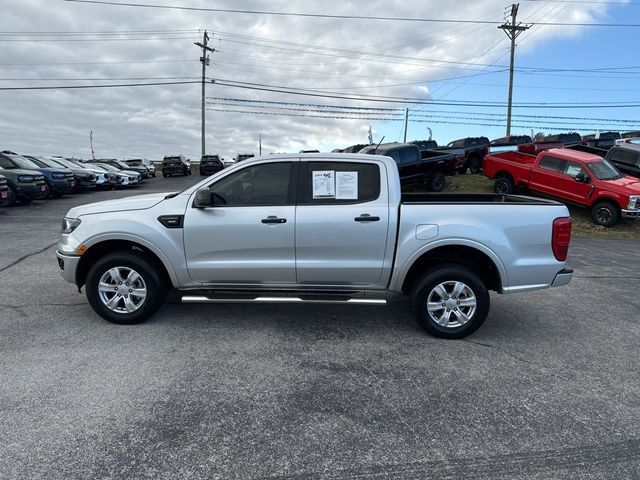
xmin=493 ymin=175 xmax=515 ymax=194
xmin=590 ymin=200 xmax=620 ymax=228
xmin=411 ymin=265 xmax=490 ymax=339
xmin=457 ymin=166 xmax=468 ymax=175
xmin=428 ymin=172 xmax=446 ymax=192
xmin=7 ymin=186 xmax=18 ymax=206
xmin=468 ymin=156 xmax=481 ymax=174
xmin=162 ymin=173 xmax=167 ymax=178
xmin=85 ymin=251 xmax=167 ymax=324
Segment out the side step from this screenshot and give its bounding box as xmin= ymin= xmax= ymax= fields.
xmin=181 ymin=294 xmax=387 ymax=306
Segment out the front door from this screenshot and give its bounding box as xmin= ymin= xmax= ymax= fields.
xmin=183 ymin=161 xmax=297 ymax=284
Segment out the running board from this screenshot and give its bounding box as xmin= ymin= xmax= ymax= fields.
xmin=181 ymin=295 xmax=387 ymax=305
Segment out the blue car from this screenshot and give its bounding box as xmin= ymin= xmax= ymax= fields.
xmin=1 ymin=151 xmax=75 ymax=197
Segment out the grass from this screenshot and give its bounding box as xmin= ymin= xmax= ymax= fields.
xmin=420 ymin=173 xmax=640 ymax=240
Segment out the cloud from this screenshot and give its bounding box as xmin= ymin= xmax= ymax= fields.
xmin=0 ymin=0 xmax=616 ymax=160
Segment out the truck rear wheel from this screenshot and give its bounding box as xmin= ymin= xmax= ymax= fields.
xmin=468 ymin=156 xmax=481 ymax=174
xmin=590 ymin=200 xmax=620 ymax=227
xmin=411 ymin=265 xmax=490 ymax=339
xmin=86 ymin=251 xmax=167 ymax=324
xmin=493 ymin=175 xmax=515 ymax=194
xmin=428 ymin=172 xmax=446 ymax=192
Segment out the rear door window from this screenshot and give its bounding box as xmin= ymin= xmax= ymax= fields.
xmin=539 ymin=156 xmax=567 ymax=173
xmin=298 ymin=161 xmax=380 ymax=205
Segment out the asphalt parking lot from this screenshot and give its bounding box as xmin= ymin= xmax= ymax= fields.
xmin=1 ymin=175 xmax=639 ymax=480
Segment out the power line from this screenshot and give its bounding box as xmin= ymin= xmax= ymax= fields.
xmin=0 ymin=81 xmax=199 ymax=91
xmin=196 ymin=107 xmax=638 ymax=131
xmin=0 ymin=59 xmax=196 ymax=66
xmin=0 ymin=76 xmax=200 ymax=81
xmin=62 ymin=0 xmax=640 ymax=26
xmin=206 ymin=97 xmax=640 ymax=123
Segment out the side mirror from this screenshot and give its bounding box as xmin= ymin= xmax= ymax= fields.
xmin=193 ymin=187 xmax=212 ymax=208
xmin=575 ymin=173 xmax=590 ymax=183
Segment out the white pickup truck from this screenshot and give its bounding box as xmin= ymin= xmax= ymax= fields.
xmin=57 ymin=153 xmax=573 ymax=338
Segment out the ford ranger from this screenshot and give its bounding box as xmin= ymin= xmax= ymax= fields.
xmin=56 ymin=153 xmax=573 ymax=339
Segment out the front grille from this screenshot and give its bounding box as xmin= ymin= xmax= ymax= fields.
xmin=129 ymin=176 xmax=135 ymax=181
xmin=0 ymin=179 xmax=6 ymax=186
xmin=35 ymin=175 xmax=45 ymax=182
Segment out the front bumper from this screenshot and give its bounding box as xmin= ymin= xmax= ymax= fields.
xmin=49 ymin=179 xmax=75 ymax=195
xmin=16 ymin=183 xmax=48 ymax=200
xmin=56 ymin=251 xmax=81 ymax=284
xmin=551 ymin=267 xmax=574 ymax=287
xmin=622 ymin=209 xmax=640 ymax=218
xmin=0 ymin=186 xmax=9 ymax=206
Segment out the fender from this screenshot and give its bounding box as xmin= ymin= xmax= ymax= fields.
xmin=81 ymin=232 xmax=181 ymax=287
xmin=389 ymin=237 xmax=509 ymax=293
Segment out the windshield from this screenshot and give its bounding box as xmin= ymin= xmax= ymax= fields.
xmin=7 ymin=154 xmax=41 ymax=170
xmin=95 ymin=163 xmax=119 ymax=172
xmin=86 ymin=164 xmax=109 ymax=172
xmin=115 ymin=161 xmax=132 ymax=169
xmin=0 ymin=157 xmax=18 ymax=169
xmin=51 ymin=158 xmax=78 ymax=169
xmin=587 ymin=160 xmax=622 ymax=180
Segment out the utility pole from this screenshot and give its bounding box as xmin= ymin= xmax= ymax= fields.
xmin=499 ymin=4 xmax=529 ymax=136
xmin=195 ymin=31 xmax=215 ymax=157
xmin=403 ymin=108 xmax=409 ymax=142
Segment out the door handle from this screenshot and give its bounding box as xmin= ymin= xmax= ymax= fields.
xmin=261 ymin=216 xmax=287 ymax=224
xmin=354 ymin=214 xmax=380 ymax=222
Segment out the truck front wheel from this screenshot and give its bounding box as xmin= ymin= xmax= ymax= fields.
xmin=86 ymin=251 xmax=167 ymax=324
xmin=590 ymin=200 xmax=620 ymax=227
xmin=411 ymin=265 xmax=490 ymax=339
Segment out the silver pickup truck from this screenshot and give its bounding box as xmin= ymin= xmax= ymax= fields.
xmin=56 ymin=153 xmax=573 ymax=338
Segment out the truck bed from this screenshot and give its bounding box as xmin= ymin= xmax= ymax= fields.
xmin=401 ymin=193 xmax=559 ymax=205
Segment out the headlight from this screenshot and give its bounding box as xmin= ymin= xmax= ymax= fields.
xmin=52 ymin=173 xmax=66 ymax=179
xmin=18 ymin=175 xmax=35 ymax=182
xmin=62 ymin=217 xmax=81 ymax=234
xmin=629 ymin=196 xmax=640 ymax=210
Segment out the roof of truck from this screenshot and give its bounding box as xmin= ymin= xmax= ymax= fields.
xmin=543 ymin=148 xmax=604 ymax=163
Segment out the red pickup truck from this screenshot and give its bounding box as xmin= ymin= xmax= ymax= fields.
xmin=484 ymin=147 xmax=640 ymax=227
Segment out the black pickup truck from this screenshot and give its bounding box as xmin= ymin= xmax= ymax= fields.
xmin=568 ymin=143 xmax=640 ymax=179
xmin=359 ymin=142 xmax=459 ymax=191
xmin=433 ymin=136 xmax=490 ymax=174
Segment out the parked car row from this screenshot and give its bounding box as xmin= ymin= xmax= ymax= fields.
xmin=0 ymin=150 xmax=152 ymax=207
xmin=483 ymin=141 xmax=640 ymax=227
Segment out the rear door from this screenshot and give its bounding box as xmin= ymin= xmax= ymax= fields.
xmin=295 ymin=160 xmax=390 ymax=286
xmin=183 ymin=161 xmax=297 ymax=284
xmin=529 ymin=155 xmax=568 ymax=198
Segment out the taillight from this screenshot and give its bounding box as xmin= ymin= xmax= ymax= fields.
xmin=552 ymin=217 xmax=572 ymax=261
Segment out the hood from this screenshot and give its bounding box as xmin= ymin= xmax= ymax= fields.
xmin=0 ymin=167 xmax=44 ymax=178
xmin=604 ymin=175 xmax=640 ymax=196
xmin=68 ymin=192 xmax=173 ymax=217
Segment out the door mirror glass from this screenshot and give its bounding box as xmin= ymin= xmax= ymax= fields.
xmin=193 ymin=187 xmax=212 ymax=208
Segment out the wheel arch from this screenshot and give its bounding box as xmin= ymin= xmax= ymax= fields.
xmin=75 ymin=238 xmax=177 ymax=289
xmin=399 ymin=243 xmax=504 ymax=295
xmin=494 ymin=169 xmax=514 ymax=181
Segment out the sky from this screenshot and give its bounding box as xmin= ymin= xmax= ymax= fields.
xmin=1 ymin=0 xmax=640 ymax=161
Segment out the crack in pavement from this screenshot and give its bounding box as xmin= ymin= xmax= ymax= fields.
xmin=0 ymin=241 xmax=58 ymax=273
